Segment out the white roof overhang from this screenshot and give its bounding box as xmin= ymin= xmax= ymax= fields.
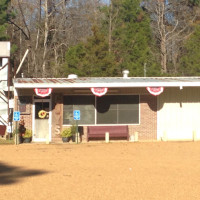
xmin=13 ymin=77 xmax=200 ymax=89
xmin=14 ymin=82 xmax=200 ymax=89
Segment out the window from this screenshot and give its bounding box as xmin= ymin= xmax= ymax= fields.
xmin=63 ymin=96 xmax=95 ymax=125
xmin=0 ymin=58 xmax=2 ymax=67
xmin=97 ymin=95 xmax=139 ymax=124
xmin=63 ymin=95 xmax=139 ymax=125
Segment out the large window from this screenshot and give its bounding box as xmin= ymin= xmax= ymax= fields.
xmin=63 ymin=96 xmax=95 ymax=125
xmin=63 ymin=95 xmax=139 ymax=125
xmin=97 ymin=95 xmax=139 ymax=124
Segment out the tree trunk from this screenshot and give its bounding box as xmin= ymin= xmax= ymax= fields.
xmin=160 ymin=38 xmax=167 ymax=73
xmin=159 ymin=0 xmax=167 ymax=73
xmin=42 ymin=0 xmax=49 ymax=77
xmin=108 ymin=0 xmax=113 ymax=53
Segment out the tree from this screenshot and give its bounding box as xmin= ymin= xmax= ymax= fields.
xmin=109 ymin=0 xmax=160 ymax=76
xmin=63 ymin=25 xmax=116 ymax=77
xmin=143 ymin=0 xmax=199 ymax=74
xmin=63 ymin=0 xmax=160 ymax=77
xmin=0 ymin=0 xmax=10 ymax=40
xmin=8 ymin=0 xmax=103 ymax=77
xmin=179 ymin=26 xmax=200 ymax=75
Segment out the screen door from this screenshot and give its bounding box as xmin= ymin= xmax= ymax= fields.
xmin=33 ymin=99 xmax=51 ymax=142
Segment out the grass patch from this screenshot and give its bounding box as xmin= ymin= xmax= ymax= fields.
xmin=0 ymin=138 xmax=14 ymax=145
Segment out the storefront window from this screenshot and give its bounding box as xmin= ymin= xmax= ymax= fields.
xmin=63 ymin=96 xmax=95 ymax=125
xmin=63 ymin=95 xmax=139 ymax=125
xmin=97 ymin=95 xmax=139 ymax=124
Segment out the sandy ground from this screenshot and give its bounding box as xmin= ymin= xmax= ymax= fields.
xmin=0 ymin=141 xmax=200 ymax=200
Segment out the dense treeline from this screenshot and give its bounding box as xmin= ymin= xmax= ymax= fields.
xmin=0 ymin=0 xmax=200 ymax=77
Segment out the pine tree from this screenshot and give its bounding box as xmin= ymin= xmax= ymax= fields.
xmin=104 ymin=0 xmax=160 ymax=76
xmin=63 ymin=0 xmax=160 ymax=77
xmin=63 ymin=25 xmax=116 ymax=77
xmin=180 ymin=26 xmax=200 ymax=76
xmin=0 ymin=0 xmax=10 ymax=40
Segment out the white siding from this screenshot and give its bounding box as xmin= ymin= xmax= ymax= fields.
xmin=158 ymin=87 xmax=200 ymax=141
xmin=0 ymin=42 xmax=10 ymax=125
xmin=0 ymin=58 xmax=8 ymax=81
xmin=0 ymin=42 xmax=10 ymax=57
xmin=0 ymin=98 xmax=8 ymax=125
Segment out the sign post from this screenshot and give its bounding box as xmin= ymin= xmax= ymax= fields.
xmin=73 ymin=110 xmax=80 ymax=144
xmin=13 ymin=111 xmax=20 ymax=145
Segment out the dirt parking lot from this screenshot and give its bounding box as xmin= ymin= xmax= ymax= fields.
xmin=0 ymin=141 xmax=200 ymax=200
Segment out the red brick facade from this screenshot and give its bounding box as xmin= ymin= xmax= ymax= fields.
xmin=14 ymin=96 xmax=32 ymax=131
xmin=129 ymin=95 xmax=157 ymax=141
xmin=17 ymin=93 xmax=157 ymax=143
xmin=78 ymin=94 xmax=157 ymax=142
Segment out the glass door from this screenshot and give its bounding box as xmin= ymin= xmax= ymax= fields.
xmin=33 ymin=99 xmax=51 ymax=142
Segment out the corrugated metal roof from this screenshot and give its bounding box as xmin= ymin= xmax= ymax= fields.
xmin=13 ymin=77 xmax=200 ymax=88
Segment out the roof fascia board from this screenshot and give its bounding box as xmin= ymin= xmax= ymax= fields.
xmin=14 ymin=82 xmax=200 ymax=88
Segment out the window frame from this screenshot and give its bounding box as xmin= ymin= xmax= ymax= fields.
xmin=0 ymin=58 xmax=2 ymax=67
xmin=63 ymin=94 xmax=140 ymax=126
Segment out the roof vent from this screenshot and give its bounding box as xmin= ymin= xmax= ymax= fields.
xmin=68 ymin=74 xmax=78 ymax=79
xmin=122 ymin=70 xmax=129 ymax=78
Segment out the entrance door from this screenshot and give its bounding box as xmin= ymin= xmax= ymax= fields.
xmin=33 ymin=99 xmax=51 ymax=142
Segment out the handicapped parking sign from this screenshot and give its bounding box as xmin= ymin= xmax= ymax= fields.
xmin=73 ymin=110 xmax=80 ymax=120
xmin=13 ymin=111 xmax=20 ymax=121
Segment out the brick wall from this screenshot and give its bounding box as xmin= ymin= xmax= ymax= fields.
xmin=51 ymin=94 xmax=63 ymax=143
xmin=19 ymin=93 xmax=156 ymax=142
xmin=129 ymin=95 xmax=157 ymax=141
xmin=79 ymin=94 xmax=157 ymax=142
xmin=14 ymin=96 xmax=32 ymax=131
xmin=20 ymin=114 xmax=32 ymax=130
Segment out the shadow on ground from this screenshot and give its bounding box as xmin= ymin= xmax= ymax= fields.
xmin=0 ymin=161 xmax=48 ymax=185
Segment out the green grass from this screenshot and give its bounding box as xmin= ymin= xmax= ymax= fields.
xmin=0 ymin=138 xmax=14 ymax=145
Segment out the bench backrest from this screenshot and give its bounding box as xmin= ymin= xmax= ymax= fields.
xmin=88 ymin=126 xmax=128 ymax=134
xmin=0 ymin=125 xmax=6 ymax=136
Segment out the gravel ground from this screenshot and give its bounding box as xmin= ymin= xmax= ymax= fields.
xmin=0 ymin=141 xmax=200 ymax=200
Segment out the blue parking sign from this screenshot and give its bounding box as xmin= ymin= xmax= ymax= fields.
xmin=13 ymin=111 xmax=20 ymax=121
xmin=73 ymin=110 xmax=80 ymax=120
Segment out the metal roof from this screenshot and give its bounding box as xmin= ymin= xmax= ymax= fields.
xmin=13 ymin=77 xmax=200 ymax=88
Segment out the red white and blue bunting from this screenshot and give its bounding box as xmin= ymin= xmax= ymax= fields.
xmin=34 ymin=88 xmax=52 ymax=97
xmin=146 ymin=87 xmax=164 ymax=96
xmin=90 ymin=88 xmax=108 ymax=97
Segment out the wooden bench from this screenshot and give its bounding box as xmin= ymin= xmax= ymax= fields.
xmin=87 ymin=126 xmax=129 ymax=141
xmin=0 ymin=125 xmax=6 ymax=137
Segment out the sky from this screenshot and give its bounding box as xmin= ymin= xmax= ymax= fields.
xmin=101 ymin=0 xmax=110 ymax=4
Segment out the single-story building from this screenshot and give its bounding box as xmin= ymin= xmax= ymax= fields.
xmin=13 ymin=73 xmax=200 ymax=143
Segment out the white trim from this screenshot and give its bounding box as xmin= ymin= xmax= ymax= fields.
xmin=32 ymin=97 xmax=52 ymax=142
xmin=63 ymin=124 xmax=140 ymax=127
xmin=157 ymin=95 xmax=162 ymax=141
xmin=95 ymin=96 xmax=97 ymax=124
xmin=139 ymin=95 xmax=141 ymax=125
xmin=14 ymin=80 xmax=200 ymax=89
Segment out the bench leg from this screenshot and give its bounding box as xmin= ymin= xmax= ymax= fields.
xmin=105 ymin=132 xmax=109 ymax=143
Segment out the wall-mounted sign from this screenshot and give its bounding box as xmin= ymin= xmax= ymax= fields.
xmin=90 ymin=88 xmax=108 ymax=97
xmin=34 ymin=88 xmax=52 ymax=97
xmin=13 ymin=111 xmax=20 ymax=121
xmin=73 ymin=110 xmax=80 ymax=120
xmin=146 ymin=87 xmax=164 ymax=96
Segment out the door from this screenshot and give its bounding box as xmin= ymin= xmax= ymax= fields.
xmin=33 ymin=99 xmax=51 ymax=142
